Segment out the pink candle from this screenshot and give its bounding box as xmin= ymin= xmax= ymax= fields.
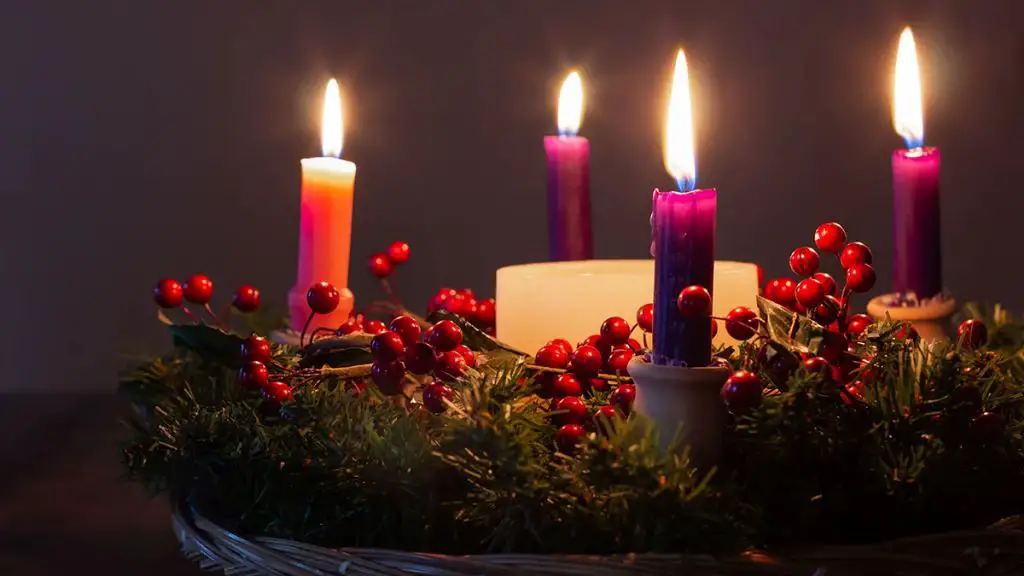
xmin=288 ymin=79 xmax=356 ymax=331
xmin=544 ymin=71 xmax=593 ymax=261
xmin=891 ymin=28 xmax=942 ymax=300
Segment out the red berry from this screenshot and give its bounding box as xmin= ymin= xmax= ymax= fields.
xmin=605 ymin=349 xmax=632 ymax=374
xmin=636 ymin=303 xmax=654 ymax=333
xmin=427 ymin=289 xmax=457 ymax=315
xmin=555 ymin=396 xmax=588 ymax=425
xmin=475 ymin=298 xmax=496 ymax=328
xmin=434 ymin=350 xmax=467 ymax=382
xmin=795 ymin=278 xmax=825 ymax=308
xmin=238 ymin=361 xmax=269 ymax=390
xmin=371 ymin=331 xmax=405 ymax=363
xmin=839 ymin=242 xmax=873 ymax=269
xmin=153 ymin=278 xmax=184 ymax=308
xmin=725 ymin=307 xmax=758 ymax=340
xmin=458 ymin=288 xmax=476 ymax=299
xmin=957 ymin=320 xmax=988 ymax=350
xmin=425 ymin=320 xmax=463 ymax=352
xmin=535 ymin=344 xmax=570 ymax=369
xmin=895 ymin=324 xmax=919 ymax=342
xmin=387 ymin=241 xmax=411 ymax=265
xmin=814 ymin=222 xmax=847 ymax=253
xmin=306 ymin=281 xmax=340 ymax=314
xmin=594 ymin=405 xmax=621 ymax=433
xmin=422 ymin=381 xmax=454 ymax=414
xmin=589 ymin=377 xmax=610 ymax=392
xmin=552 ymin=373 xmax=584 ymax=397
xmin=802 ymin=356 xmax=831 ymax=378
xmin=845 ymin=314 xmax=873 ymax=337
xmin=677 ymin=285 xmax=712 ymax=319
xmin=547 ymin=339 xmax=574 ymax=357
xmin=626 ymin=338 xmax=643 ymax=353
xmin=241 ymin=334 xmax=272 ymax=363
xmin=232 ymin=285 xmax=261 ymax=313
xmin=579 ymin=335 xmax=612 ymax=360
xmin=364 ymin=320 xmax=387 ymax=335
xmin=183 ymin=274 xmax=214 ymax=305
xmin=454 ymin=344 xmax=476 ymax=368
xmin=820 ymin=331 xmax=848 ymax=365
xmin=721 ymin=370 xmax=763 ymax=415
xmin=812 ymin=272 xmax=837 ymax=297
xmin=789 ymin=246 xmax=820 ymax=277
xmin=442 ymin=293 xmax=474 ymax=319
xmin=368 ymin=253 xmax=393 ymax=279
xmin=845 ymin=263 xmax=876 ymax=293
xmin=556 ymin=423 xmax=586 ymax=453
xmin=812 ymin=295 xmax=841 ymax=325
xmin=570 ymin=345 xmax=603 ymax=375
xmin=710 ymin=319 xmax=719 ymax=338
xmin=262 ymin=381 xmax=294 ymax=404
xmin=404 ymin=342 xmax=437 ymax=375
xmin=774 ymin=278 xmax=797 ymax=305
xmin=599 ymin=316 xmax=631 ymax=345
xmin=371 ymin=360 xmax=407 ymax=395
xmin=970 ymin=411 xmax=1005 ymax=444
xmin=388 ymin=315 xmax=422 ymax=347
xmin=336 ymin=316 xmax=363 ymax=335
xmin=609 ymin=383 xmax=637 ymax=416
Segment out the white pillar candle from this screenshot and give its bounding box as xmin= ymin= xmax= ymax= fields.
xmin=496 ymin=260 xmax=758 ymax=355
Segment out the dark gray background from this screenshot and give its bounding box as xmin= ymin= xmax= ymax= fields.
xmin=2 ymin=0 xmax=1022 ymax=391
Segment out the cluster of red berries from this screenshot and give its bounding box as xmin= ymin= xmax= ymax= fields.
xmin=367 ymin=241 xmax=411 ymax=279
xmin=762 ymin=222 xmax=876 ymax=326
xmin=531 ymin=316 xmax=643 ymax=452
xmin=237 ymin=334 xmax=295 ymax=405
xmin=153 ymin=274 xmax=261 ymax=314
xmin=369 ymin=316 xmax=474 ymax=413
xmin=427 ymin=288 xmax=497 ymax=335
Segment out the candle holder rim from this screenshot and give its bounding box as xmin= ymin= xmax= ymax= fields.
xmin=867 ymin=293 xmax=957 ymax=321
xmin=496 ymin=259 xmax=757 ymax=277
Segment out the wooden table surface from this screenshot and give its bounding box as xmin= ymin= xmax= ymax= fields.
xmin=0 ymin=394 xmax=204 ymax=575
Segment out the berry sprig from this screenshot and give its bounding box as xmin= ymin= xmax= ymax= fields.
xmin=153 ymin=274 xmax=262 ymax=329
xmin=427 ymin=288 xmax=497 ymax=335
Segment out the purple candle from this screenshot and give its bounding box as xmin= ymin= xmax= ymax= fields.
xmin=891 ymin=27 xmax=942 ymax=300
xmin=544 ymin=71 xmax=593 ymax=261
xmin=651 ymin=49 xmax=716 ymax=367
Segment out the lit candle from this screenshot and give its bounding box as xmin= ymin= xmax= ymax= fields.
xmin=544 ymin=71 xmax=593 ymax=261
xmin=651 ymin=50 xmax=716 ymax=367
xmin=891 ymin=27 xmax=942 ymax=301
xmin=288 ymin=79 xmax=356 ymax=332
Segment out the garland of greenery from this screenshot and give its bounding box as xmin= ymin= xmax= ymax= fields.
xmin=120 ymin=289 xmax=1024 ymax=558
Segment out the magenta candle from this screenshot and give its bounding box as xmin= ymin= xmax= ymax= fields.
xmin=891 ymin=27 xmax=942 ymax=300
xmin=544 ymin=71 xmax=593 ymax=261
xmin=892 ymin=148 xmax=942 ymax=299
xmin=652 ymin=187 xmax=717 ymax=367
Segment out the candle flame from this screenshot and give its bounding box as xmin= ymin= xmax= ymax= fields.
xmin=321 ymin=79 xmax=343 ymax=158
xmin=664 ymin=49 xmax=696 ymax=192
xmin=557 ymin=70 xmax=584 ymax=136
xmin=893 ymin=27 xmax=924 ymax=149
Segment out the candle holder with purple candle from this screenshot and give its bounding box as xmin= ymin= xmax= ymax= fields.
xmin=868 ymin=27 xmax=955 ymax=342
xmin=627 ymin=49 xmax=728 ymax=470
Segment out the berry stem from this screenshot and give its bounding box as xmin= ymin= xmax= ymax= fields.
xmin=380 ymin=278 xmax=401 ymax=306
xmin=219 ymin=303 xmax=233 ymax=330
xmin=202 ymin=303 xmax=221 ymax=327
xmin=180 ymin=305 xmax=199 ymax=325
xmin=299 ymin=311 xmax=315 ymax=348
xmin=307 ymin=326 xmax=340 ymax=342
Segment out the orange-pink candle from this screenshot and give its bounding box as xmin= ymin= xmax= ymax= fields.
xmin=288 ymin=79 xmax=356 ymax=331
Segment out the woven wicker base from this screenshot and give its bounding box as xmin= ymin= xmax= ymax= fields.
xmin=171 ymin=500 xmax=1024 ymax=575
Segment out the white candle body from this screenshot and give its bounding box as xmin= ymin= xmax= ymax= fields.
xmin=496 ymin=260 xmax=758 ymax=354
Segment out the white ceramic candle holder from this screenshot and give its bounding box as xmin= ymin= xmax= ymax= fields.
xmin=866 ymin=293 xmax=957 ymax=343
xmin=625 ymin=357 xmax=730 ymax=471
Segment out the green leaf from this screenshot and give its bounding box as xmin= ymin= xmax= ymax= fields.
xmin=299 ymin=337 xmax=373 ymax=368
xmin=426 ymin=309 xmax=527 ymax=356
xmin=755 ymin=295 xmax=826 ymax=355
xmin=168 ymin=322 xmax=246 ymax=369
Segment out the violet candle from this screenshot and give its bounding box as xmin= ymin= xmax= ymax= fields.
xmin=891 ymin=28 xmax=942 ymax=300
xmin=651 ymin=50 xmax=716 ymax=367
xmin=544 ymin=71 xmax=593 ymax=261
